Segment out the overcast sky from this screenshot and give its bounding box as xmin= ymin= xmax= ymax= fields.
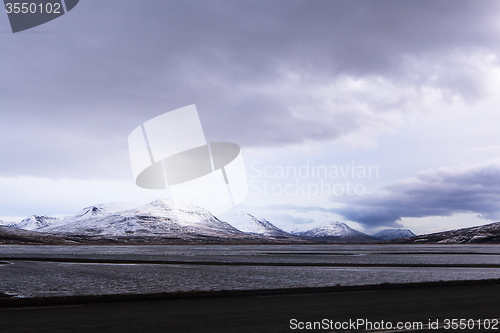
xmin=2 ymin=0 xmax=500 ymax=234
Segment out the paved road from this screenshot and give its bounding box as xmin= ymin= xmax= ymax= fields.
xmin=1 ymin=281 xmax=499 ymax=333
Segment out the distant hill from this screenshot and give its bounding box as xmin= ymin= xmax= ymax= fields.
xmin=389 ymin=222 xmax=500 ymax=244
xmin=373 ymin=229 xmax=416 ymax=241
xmin=297 ymin=221 xmax=377 ymax=243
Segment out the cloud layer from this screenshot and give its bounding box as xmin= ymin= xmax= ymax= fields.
xmin=2 ymin=1 xmax=500 ymax=179
xmin=333 ymin=160 xmax=500 ymax=227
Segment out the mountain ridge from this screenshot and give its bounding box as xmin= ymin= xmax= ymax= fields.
xmin=7 ymin=200 xmax=497 ymax=244
xmin=220 ymin=211 xmax=296 ymax=239
xmin=389 ymin=222 xmax=500 ymax=244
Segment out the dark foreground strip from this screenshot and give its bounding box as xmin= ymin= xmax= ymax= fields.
xmin=1 ymin=256 xmax=500 ymax=268
xmin=0 ymin=278 xmax=499 ymax=309
xmin=261 ymin=251 xmax=500 ymax=256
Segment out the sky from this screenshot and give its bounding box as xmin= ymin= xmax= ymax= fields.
xmin=2 ymin=0 xmax=500 ymax=235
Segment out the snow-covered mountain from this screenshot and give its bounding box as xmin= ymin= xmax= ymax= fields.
xmin=299 ymin=221 xmax=362 ymax=237
xmin=0 ymin=219 xmax=15 ymax=228
xmin=39 ymin=199 xmax=255 ymax=242
xmin=392 ymin=222 xmax=500 ymax=244
xmin=0 ymin=220 xmax=8 ymax=226
xmin=372 ymin=229 xmax=416 ymax=241
xmin=16 ymin=215 xmax=62 ymax=230
xmin=221 ymin=211 xmax=293 ymax=238
xmin=298 ymin=221 xmax=376 ymax=243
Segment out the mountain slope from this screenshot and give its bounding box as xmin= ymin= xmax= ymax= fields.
xmin=373 ymin=229 xmax=416 ymax=241
xmin=222 ymin=211 xmax=293 ymax=238
xmin=0 ymin=225 xmax=76 ymax=245
xmin=391 ymin=222 xmax=500 ymax=244
xmin=298 ymin=221 xmax=377 ymax=243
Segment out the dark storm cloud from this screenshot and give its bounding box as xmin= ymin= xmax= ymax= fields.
xmin=332 ymin=160 xmax=500 ymax=227
xmin=1 ymin=0 xmax=499 ymax=179
xmin=262 ymin=161 xmax=500 ymax=227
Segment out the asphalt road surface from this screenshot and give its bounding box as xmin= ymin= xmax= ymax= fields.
xmin=1 ymin=281 xmax=499 ymax=333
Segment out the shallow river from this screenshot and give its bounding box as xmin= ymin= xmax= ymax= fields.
xmin=0 ymin=244 xmax=499 ymax=298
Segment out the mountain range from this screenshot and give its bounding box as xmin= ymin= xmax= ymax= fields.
xmin=36 ymin=200 xmax=266 ymax=244
xmin=5 ymin=199 xmax=496 ymax=244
